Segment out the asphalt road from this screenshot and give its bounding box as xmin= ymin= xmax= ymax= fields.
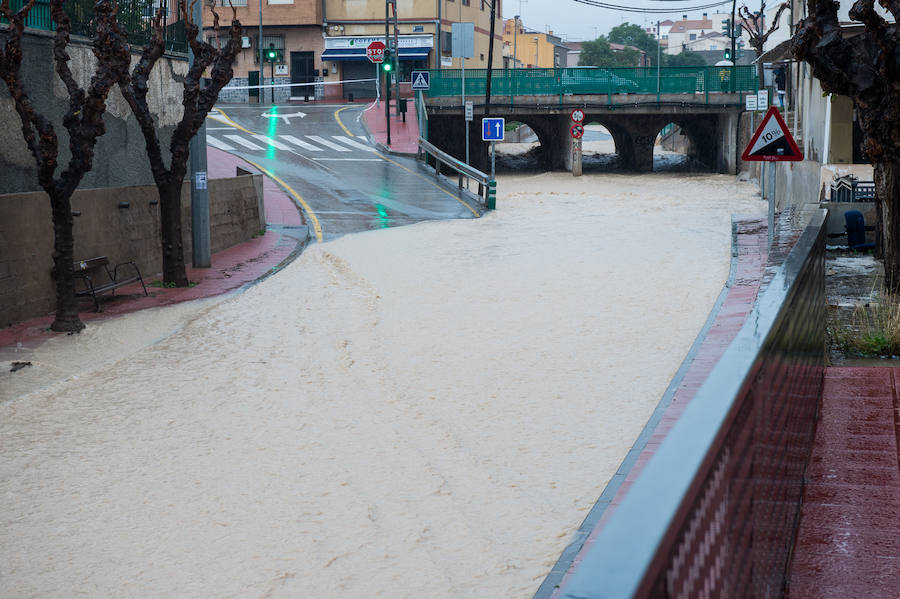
xmin=206 ymin=103 xmax=481 ymax=242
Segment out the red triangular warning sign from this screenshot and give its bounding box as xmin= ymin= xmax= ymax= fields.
xmin=742 ymin=106 xmax=803 ymax=162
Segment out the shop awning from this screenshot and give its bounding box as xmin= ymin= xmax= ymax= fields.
xmin=321 ymin=47 xmax=431 ymax=62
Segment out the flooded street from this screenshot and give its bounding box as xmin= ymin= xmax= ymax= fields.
xmin=1 ymin=172 xmax=765 ymax=598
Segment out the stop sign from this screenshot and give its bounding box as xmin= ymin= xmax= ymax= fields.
xmin=367 ymin=41 xmax=386 ymax=64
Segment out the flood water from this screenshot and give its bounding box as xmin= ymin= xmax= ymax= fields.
xmin=1 ymin=172 xmax=765 ymax=598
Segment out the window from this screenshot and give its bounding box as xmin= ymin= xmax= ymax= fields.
xmin=268 ymin=0 xmax=293 ymax=4
xmin=217 ymin=0 xmax=247 ymax=5
xmin=689 ymin=33 xmax=697 ymax=40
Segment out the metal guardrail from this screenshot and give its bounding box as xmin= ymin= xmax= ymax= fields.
xmin=417 ymin=136 xmax=495 ymax=209
xmin=1 ymin=0 xmax=188 ymax=54
xmin=424 ymin=66 xmax=758 ymax=99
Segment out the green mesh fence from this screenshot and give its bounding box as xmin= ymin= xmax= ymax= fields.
xmin=424 ymin=66 xmax=758 ymax=99
xmin=1 ymin=0 xmax=187 ymax=54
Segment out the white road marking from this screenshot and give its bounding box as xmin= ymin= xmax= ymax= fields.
xmin=207 ymin=135 xmax=236 ymax=151
xmin=311 ymin=158 xmax=383 ymax=162
xmin=224 ymin=135 xmax=265 ymax=151
xmin=281 ymin=135 xmax=323 ymax=152
xmin=252 ymin=135 xmax=292 ymax=151
xmin=332 ymin=136 xmax=377 ymax=152
xmin=307 ymin=135 xmax=351 ymax=152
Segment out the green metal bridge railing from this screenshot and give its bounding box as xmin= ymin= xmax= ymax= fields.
xmin=424 ymin=66 xmax=758 ymax=100
xmin=1 ymin=0 xmax=187 ymax=54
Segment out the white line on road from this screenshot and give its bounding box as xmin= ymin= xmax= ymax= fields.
xmin=280 ymin=135 xmax=323 ymax=152
xmin=307 ymin=135 xmax=351 ymax=152
xmin=224 ymin=135 xmax=265 ymax=151
xmin=311 ymin=158 xmax=383 ymax=162
xmin=332 ymin=136 xmax=376 ymax=152
xmin=252 ymin=134 xmax=292 ymax=151
xmin=207 ymin=135 xmax=236 ymax=151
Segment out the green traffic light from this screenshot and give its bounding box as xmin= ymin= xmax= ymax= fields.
xmin=383 ymin=62 xmax=392 ymax=72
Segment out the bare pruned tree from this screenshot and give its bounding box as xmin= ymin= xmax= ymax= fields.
xmin=0 ymin=0 xmax=131 ymax=332
xmin=739 ymin=1 xmax=790 ymax=84
xmin=119 ymin=0 xmax=241 ymax=287
xmin=793 ymin=0 xmax=900 ymax=288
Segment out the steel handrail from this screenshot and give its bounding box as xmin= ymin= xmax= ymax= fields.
xmin=417 ymin=137 xmax=495 ymax=209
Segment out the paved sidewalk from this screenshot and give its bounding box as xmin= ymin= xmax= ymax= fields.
xmin=788 ymin=366 xmax=900 ymax=597
xmin=0 ymin=146 xmax=308 ymax=354
xmin=362 ymin=97 xmax=419 ymax=155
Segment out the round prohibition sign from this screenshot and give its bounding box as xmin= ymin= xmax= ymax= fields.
xmin=570 ymin=109 xmax=585 ymax=123
xmin=570 ymin=124 xmax=584 ymax=139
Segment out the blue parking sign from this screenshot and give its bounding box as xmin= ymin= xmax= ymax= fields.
xmin=482 ymin=117 xmax=505 ymax=141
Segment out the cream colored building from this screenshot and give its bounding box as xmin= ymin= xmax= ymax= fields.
xmin=502 ymin=18 xmax=567 ymax=68
xmin=205 ymin=0 xmax=502 ymax=102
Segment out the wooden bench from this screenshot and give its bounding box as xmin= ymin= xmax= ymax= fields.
xmin=73 ymin=256 xmax=148 ymax=312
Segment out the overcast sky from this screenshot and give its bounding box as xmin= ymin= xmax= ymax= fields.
xmin=502 ymin=0 xmax=742 ymax=42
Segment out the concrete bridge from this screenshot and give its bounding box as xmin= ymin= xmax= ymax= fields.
xmin=420 ymin=67 xmax=757 ymax=174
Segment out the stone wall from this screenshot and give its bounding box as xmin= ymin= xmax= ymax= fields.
xmin=0 ymin=27 xmax=186 ymax=194
xmin=0 ymin=175 xmax=264 ymax=328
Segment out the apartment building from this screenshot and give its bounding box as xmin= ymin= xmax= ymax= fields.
xmin=501 ymin=18 xmax=567 ymax=68
xmin=207 ymin=0 xmax=502 ymax=103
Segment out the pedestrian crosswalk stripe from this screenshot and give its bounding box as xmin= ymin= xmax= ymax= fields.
xmin=332 ymin=136 xmax=376 ymax=152
xmin=307 ymin=135 xmax=350 ymax=152
xmin=225 ymin=134 xmax=265 ymax=151
xmin=207 ymin=135 xmax=236 ymax=151
xmin=253 ymin=134 xmax=292 ymax=151
xmin=280 ymin=135 xmax=323 ymax=152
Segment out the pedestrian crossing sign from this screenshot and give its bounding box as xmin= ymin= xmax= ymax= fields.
xmin=411 ymin=71 xmax=430 ymax=90
xmin=742 ymin=106 xmax=803 ymax=162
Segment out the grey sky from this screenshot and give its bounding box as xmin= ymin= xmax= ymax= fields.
xmin=502 ymin=0 xmax=739 ymax=42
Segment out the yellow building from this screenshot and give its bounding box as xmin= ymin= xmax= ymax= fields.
xmin=502 ymin=17 xmax=568 ymax=68
xmin=204 ymin=0 xmax=503 ymax=103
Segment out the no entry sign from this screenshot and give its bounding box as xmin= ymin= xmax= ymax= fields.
xmin=367 ymin=40 xmax=386 ymax=64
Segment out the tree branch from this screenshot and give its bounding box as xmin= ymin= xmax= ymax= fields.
xmin=877 ymin=0 xmax=900 ymax=21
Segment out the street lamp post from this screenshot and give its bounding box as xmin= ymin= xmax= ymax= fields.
xmin=258 ymin=0 xmax=265 ymax=103
xmin=513 ymin=15 xmax=519 ymax=68
xmin=534 ymin=37 xmax=538 ymax=68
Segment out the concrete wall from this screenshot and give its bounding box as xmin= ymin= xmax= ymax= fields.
xmin=0 ymin=175 xmax=264 ymax=328
xmin=0 ymin=28 xmax=185 ymax=195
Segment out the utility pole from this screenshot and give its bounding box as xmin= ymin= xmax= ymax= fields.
xmin=384 ymin=0 xmax=392 ymax=145
xmin=258 ymin=0 xmax=265 ymax=103
xmin=392 ymin=0 xmax=399 ymax=116
xmin=484 ymin=0 xmax=496 ymax=117
xmin=189 ymin=0 xmax=210 ymax=267
xmin=513 ymin=15 xmax=519 ymax=68
xmin=731 ymin=0 xmax=737 ymax=92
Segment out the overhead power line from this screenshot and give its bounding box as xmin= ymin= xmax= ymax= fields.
xmin=571 ymin=0 xmax=733 ymax=13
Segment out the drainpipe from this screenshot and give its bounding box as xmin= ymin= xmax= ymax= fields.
xmin=436 ymin=0 xmax=441 ymax=69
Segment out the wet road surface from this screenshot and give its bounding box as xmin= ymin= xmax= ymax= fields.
xmin=207 ymin=104 xmax=481 ymax=242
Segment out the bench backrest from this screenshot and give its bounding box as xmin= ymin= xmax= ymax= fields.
xmin=74 ymin=256 xmax=109 ymax=272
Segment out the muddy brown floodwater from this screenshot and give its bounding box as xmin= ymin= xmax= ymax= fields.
xmin=1 ymin=172 xmax=765 ymax=598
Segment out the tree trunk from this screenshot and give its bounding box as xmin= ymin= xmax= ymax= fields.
xmin=159 ymin=179 xmax=189 ymax=287
xmin=49 ymin=191 xmax=84 ymax=332
xmin=876 ymin=162 xmax=900 ymax=293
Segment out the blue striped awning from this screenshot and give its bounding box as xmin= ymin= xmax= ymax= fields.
xmin=321 ymin=47 xmax=431 ymax=61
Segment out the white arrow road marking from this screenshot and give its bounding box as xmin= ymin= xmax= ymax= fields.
xmin=281 ymin=135 xmax=323 ymax=152
xmin=307 ymin=135 xmax=351 ymax=152
xmin=225 ymin=135 xmax=265 ymax=151
xmin=207 ymin=135 xmax=236 ymax=151
xmin=332 ymin=136 xmax=377 ymax=152
xmin=252 ymin=135 xmax=292 ymax=151
xmin=261 ymin=110 xmax=307 ymax=124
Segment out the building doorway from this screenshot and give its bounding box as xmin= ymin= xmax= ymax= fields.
xmin=291 ymin=51 xmax=315 ymax=100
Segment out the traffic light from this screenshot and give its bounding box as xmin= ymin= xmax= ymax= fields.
xmin=724 ymin=48 xmax=733 ymax=61
xmin=382 ymin=48 xmax=393 ymax=71
xmin=265 ymin=43 xmax=282 ymax=63
xmin=721 ymin=19 xmax=731 ymax=37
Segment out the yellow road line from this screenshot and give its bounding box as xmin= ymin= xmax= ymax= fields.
xmin=209 ymin=107 xmax=254 ymax=135
xmin=243 ymin=158 xmax=324 ymax=243
xmin=373 ymin=151 xmax=482 ymax=217
xmin=334 ymin=106 xmax=354 ymax=136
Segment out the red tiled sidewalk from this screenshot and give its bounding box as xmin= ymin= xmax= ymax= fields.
xmin=787 ymin=367 xmax=900 ymax=598
xmin=362 ymin=98 xmax=419 ymax=155
xmin=548 ymin=218 xmax=770 ymax=596
xmin=0 ymin=146 xmax=307 ymax=352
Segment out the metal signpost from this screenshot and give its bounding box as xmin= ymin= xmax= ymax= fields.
xmin=189 ymin=0 xmax=209 ymax=267
xmin=742 ymin=106 xmax=804 ymax=246
xmin=367 ymin=40 xmax=385 ymax=103
xmin=482 ymin=117 xmax=504 ymax=209
xmin=452 ymin=23 xmax=475 ymax=167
